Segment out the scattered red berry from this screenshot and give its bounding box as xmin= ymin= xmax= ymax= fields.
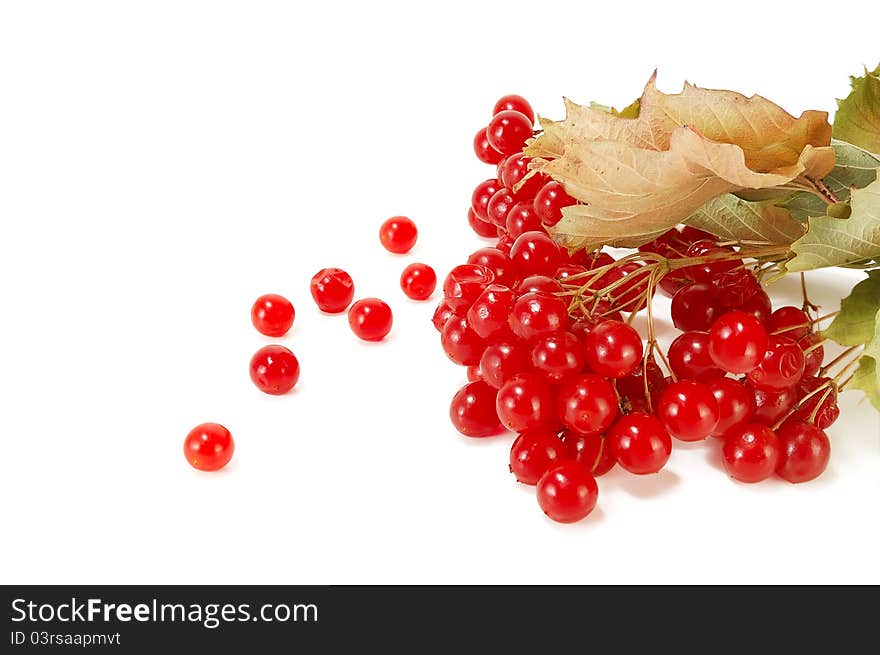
xmin=379 ymin=216 xmax=418 ymax=254
xmin=348 ymin=298 xmax=393 ymax=342
xmin=249 ymin=345 xmax=300 ymax=395
xmin=400 ymin=263 xmax=437 ymax=301
xmin=310 ymin=268 xmax=355 ymax=314
xmin=250 ymin=293 xmax=295 ymax=337
xmin=184 ymin=423 xmax=234 ymax=471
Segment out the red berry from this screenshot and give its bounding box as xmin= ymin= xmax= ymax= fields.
xmin=555 ymin=264 xmax=587 ymax=283
xmin=751 ymin=384 xmax=798 ymax=426
xmin=449 ymin=381 xmax=504 ymax=438
xmin=788 ymin=376 xmax=839 ymax=429
xmin=557 ymin=374 xmax=619 ymax=436
xmin=466 ymin=247 xmax=518 ymax=287
xmin=467 ymin=207 xmax=498 ymax=238
xmin=536 ymin=461 xmax=599 ymax=524
xmin=667 ymin=331 xmax=724 ymax=382
xmin=467 ymin=365 xmax=482 ymax=382
xmin=442 ymin=264 xmax=495 ymax=311
xmin=379 ymin=216 xmax=418 ymax=254
xmin=473 ymin=127 xmax=504 ymax=164
xmin=722 ymin=423 xmax=780 ymax=483
xmin=707 ymin=378 xmax=755 ymax=438
xmin=471 ymin=179 xmax=503 ymax=222
xmin=766 ymin=306 xmax=810 ymax=340
xmin=737 ymin=289 xmax=772 ymax=324
xmin=505 ymin=201 xmax=543 ymax=239
xmin=184 ymin=423 xmax=234 ymax=472
xmin=533 ymin=181 xmax=576 ymax=226
xmin=799 ymin=333 xmax=825 ymax=378
xmin=348 ymin=298 xmax=393 ymax=342
xmin=486 ymin=187 xmax=518 ymax=228
xmin=432 ymin=299 xmax=458 ymax=333
xmin=746 ymin=335 xmax=805 ymax=391
xmin=708 ymin=310 xmax=769 ymax=374
xmin=400 ymin=263 xmax=437 ymax=301
xmin=508 ymin=292 xmax=569 ymax=341
xmin=250 ymin=293 xmax=295 ymax=337
xmin=563 ymin=431 xmax=615 ymax=476
xmin=480 ymin=342 xmax=530 ymax=389
xmin=680 ymin=240 xmax=739 ymax=283
xmin=509 ymin=230 xmax=562 ymax=277
xmin=657 ymin=380 xmax=719 ymax=442
xmin=499 ymin=153 xmax=545 ymax=200
xmin=608 ymin=412 xmax=672 ymax=475
xmin=249 ymin=345 xmax=300 ymax=395
xmin=493 ymin=94 xmax=535 ymax=124
xmin=582 ymin=319 xmax=643 ymax=378
xmin=712 ymin=269 xmax=761 ymax=308
xmin=486 ymin=109 xmax=533 ymax=155
xmin=614 ymin=262 xmax=650 ymax=313
xmin=509 ymin=429 xmax=567 ymax=485
xmin=615 ymin=361 xmax=668 ymax=413
xmin=531 ymin=331 xmax=585 ymax=383
xmin=517 ymin=274 xmax=563 ymax=296
xmin=310 ymin=268 xmax=355 ymax=314
xmin=466 ymin=284 xmax=516 ymax=340
xmin=671 ymin=282 xmax=721 ymax=332
xmin=495 ymin=234 xmax=515 ymax=256
xmin=441 ymin=315 xmax=486 ymax=366
xmin=776 ymin=421 xmax=831 ymax=483
xmin=496 ymin=373 xmax=557 ymax=433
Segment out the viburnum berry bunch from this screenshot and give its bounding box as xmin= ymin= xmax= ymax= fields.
xmin=442 ymin=68 xmax=880 ymax=523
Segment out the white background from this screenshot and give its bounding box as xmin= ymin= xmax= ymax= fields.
xmin=1 ymin=1 xmax=878 ymax=584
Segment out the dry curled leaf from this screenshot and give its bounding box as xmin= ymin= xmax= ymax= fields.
xmin=525 ymin=74 xmax=834 ymax=248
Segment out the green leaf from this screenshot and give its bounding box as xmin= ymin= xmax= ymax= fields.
xmin=777 ymin=140 xmax=879 ymax=220
xmin=786 ymin=175 xmax=880 ymax=271
xmin=823 ymin=270 xmax=880 ymax=346
xmin=848 ymin=356 xmax=880 ymax=412
xmin=847 ymin=306 xmax=880 ymax=412
xmin=683 ymin=194 xmax=804 ymax=244
xmin=833 ymin=64 xmax=880 ymax=155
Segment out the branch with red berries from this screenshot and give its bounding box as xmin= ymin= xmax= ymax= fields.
xmin=440 ymin=64 xmax=880 ymax=523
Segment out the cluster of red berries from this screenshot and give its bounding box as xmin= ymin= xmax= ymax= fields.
xmin=183 ymin=216 xmax=437 ymax=472
xmin=436 ymin=95 xmax=837 ymax=524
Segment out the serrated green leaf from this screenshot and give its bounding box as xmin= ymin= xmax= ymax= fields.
xmin=823 ymin=270 xmax=880 ymax=346
xmin=833 ymin=64 xmax=880 ymax=155
xmin=848 ymin=356 xmax=880 ymax=412
xmin=777 ymin=140 xmax=879 ymax=220
xmin=683 ymin=194 xmax=804 ymax=244
xmin=786 ymin=176 xmax=880 ymax=271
